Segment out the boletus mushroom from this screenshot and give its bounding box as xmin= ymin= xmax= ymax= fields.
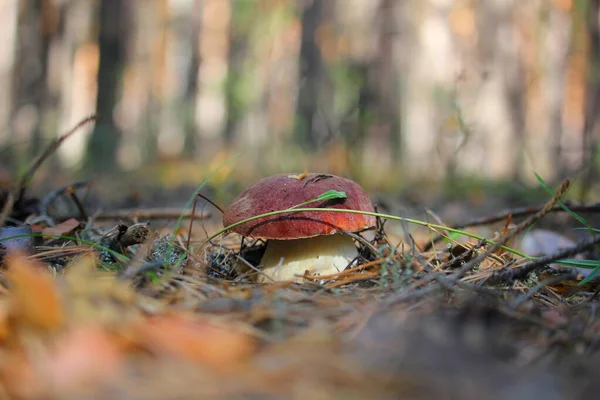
xmin=223 ymin=173 xmax=376 ymax=283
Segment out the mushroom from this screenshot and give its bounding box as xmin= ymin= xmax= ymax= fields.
xmin=223 ymin=173 xmax=376 ymax=283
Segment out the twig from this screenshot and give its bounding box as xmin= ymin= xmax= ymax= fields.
xmin=299 ymin=258 xmax=384 ymax=283
xmin=324 ymin=271 xmax=381 ymax=288
xmin=342 ymin=230 xmax=379 ymax=257
xmin=119 ymin=223 xmax=150 ymax=248
xmin=422 ymin=200 xmax=600 ymax=251
xmin=196 ymin=193 xmax=224 ymax=214
xmin=487 ymin=234 xmax=600 ymax=284
xmin=385 ymin=179 xmax=571 ymax=306
xmin=1 ymin=117 xmax=95 ymax=228
xmin=15 ymin=116 xmax=96 ymax=206
xmin=450 ymin=180 xmax=571 ymax=279
xmin=94 ymin=208 xmax=210 ymax=221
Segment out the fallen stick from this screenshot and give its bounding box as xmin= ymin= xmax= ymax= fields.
xmin=93 ymin=208 xmax=210 ymax=221
xmin=422 ymin=200 xmax=600 ymax=251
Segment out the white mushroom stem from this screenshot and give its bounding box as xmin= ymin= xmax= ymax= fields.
xmin=256 ymin=234 xmax=359 ymax=283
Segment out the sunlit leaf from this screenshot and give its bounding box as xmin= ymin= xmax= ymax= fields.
xmin=133 ymin=314 xmax=255 ymax=371
xmin=0 ymin=301 xmax=9 ymax=343
xmin=44 ymin=326 xmax=123 ymax=393
xmin=5 ymin=251 xmax=64 ymax=331
xmin=42 ymin=218 xmax=81 ymax=237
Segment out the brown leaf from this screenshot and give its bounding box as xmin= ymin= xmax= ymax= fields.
xmin=133 ymin=313 xmax=255 ymax=370
xmin=5 ymin=251 xmax=64 ymax=332
xmin=1 ymin=326 xmax=123 ymax=399
xmin=43 ymin=326 xmax=123 ymax=394
xmin=1 ymin=352 xmax=43 ymax=399
xmin=0 ymin=300 xmax=9 ymax=343
xmin=42 ymin=218 xmax=81 ymax=238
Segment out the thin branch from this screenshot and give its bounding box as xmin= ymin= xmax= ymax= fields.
xmin=422 ymin=200 xmax=600 ymax=251
xmin=16 ymin=115 xmax=96 ymax=203
xmin=487 ymin=234 xmax=600 ymax=284
xmin=94 ymin=208 xmax=210 ymax=221
xmin=450 ymin=179 xmax=571 ymax=280
xmin=385 ymin=180 xmax=572 ymax=306
xmin=2 ymin=116 xmax=97 ymax=228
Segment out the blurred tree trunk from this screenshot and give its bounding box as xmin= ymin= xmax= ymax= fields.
xmin=545 ymin=3 xmax=570 ymax=181
xmin=12 ymin=0 xmax=55 ymax=158
xmin=476 ymin=1 xmax=519 ymax=178
xmin=293 ymin=0 xmax=324 ymax=150
xmin=84 ymin=0 xmax=130 ymax=172
xmin=353 ymin=63 xmax=370 ymax=158
xmin=377 ymin=0 xmax=402 ymax=164
xmin=0 ymin=1 xmax=17 ymax=168
xmin=223 ymin=4 xmax=248 ymax=146
xmin=348 ymin=0 xmax=402 ymax=174
xmin=581 ymin=0 xmax=600 ymax=200
xmin=504 ymin=61 xmax=526 ymax=181
xmin=183 ymin=0 xmax=203 ymax=156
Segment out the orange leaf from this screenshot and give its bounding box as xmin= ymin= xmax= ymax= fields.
xmin=1 ymin=352 xmax=43 ymax=399
xmin=0 ymin=301 xmax=9 ymax=343
xmin=134 ymin=314 xmax=255 ymax=370
xmin=5 ymin=251 xmax=64 ymax=332
xmin=44 ymin=326 xmax=123 ymax=394
xmin=42 ymin=218 xmax=81 ymax=238
xmin=1 ymin=326 xmax=123 ymax=398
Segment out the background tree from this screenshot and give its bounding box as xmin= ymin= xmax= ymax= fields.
xmin=293 ymin=0 xmax=325 ymax=151
xmin=581 ymin=0 xmax=600 ymax=199
xmin=84 ymin=0 xmax=130 ymax=172
xmin=12 ymin=0 xmax=56 ymax=159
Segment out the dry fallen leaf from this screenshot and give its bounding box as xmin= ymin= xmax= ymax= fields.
xmin=42 ymin=218 xmax=81 ymax=238
xmin=1 ymin=326 xmax=124 ymax=399
xmin=133 ymin=313 xmax=256 ymax=371
xmin=5 ymin=250 xmax=64 ymax=332
xmin=0 ymin=300 xmax=9 ymax=343
xmin=42 ymin=325 xmax=124 ymax=395
xmin=288 ymin=170 xmax=308 ymax=180
xmin=1 ymin=352 xmax=42 ymax=399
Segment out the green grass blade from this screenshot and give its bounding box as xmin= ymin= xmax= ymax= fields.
xmin=580 ymin=264 xmax=600 ymax=284
xmin=288 ymin=190 xmax=347 ymax=210
xmin=534 ymin=173 xmax=590 ymax=228
xmin=534 ymin=172 xmax=600 ymax=284
xmin=202 ymin=206 xmax=530 ymax=258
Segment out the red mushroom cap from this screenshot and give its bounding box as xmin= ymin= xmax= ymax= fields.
xmin=223 ymin=173 xmax=376 ymax=240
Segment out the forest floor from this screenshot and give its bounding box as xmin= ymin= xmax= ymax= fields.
xmin=2 ymin=129 xmax=600 ymax=399
xmin=1 ymin=175 xmax=600 ymax=400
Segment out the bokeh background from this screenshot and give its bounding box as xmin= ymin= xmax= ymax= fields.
xmin=0 ymin=0 xmax=598 ymax=204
